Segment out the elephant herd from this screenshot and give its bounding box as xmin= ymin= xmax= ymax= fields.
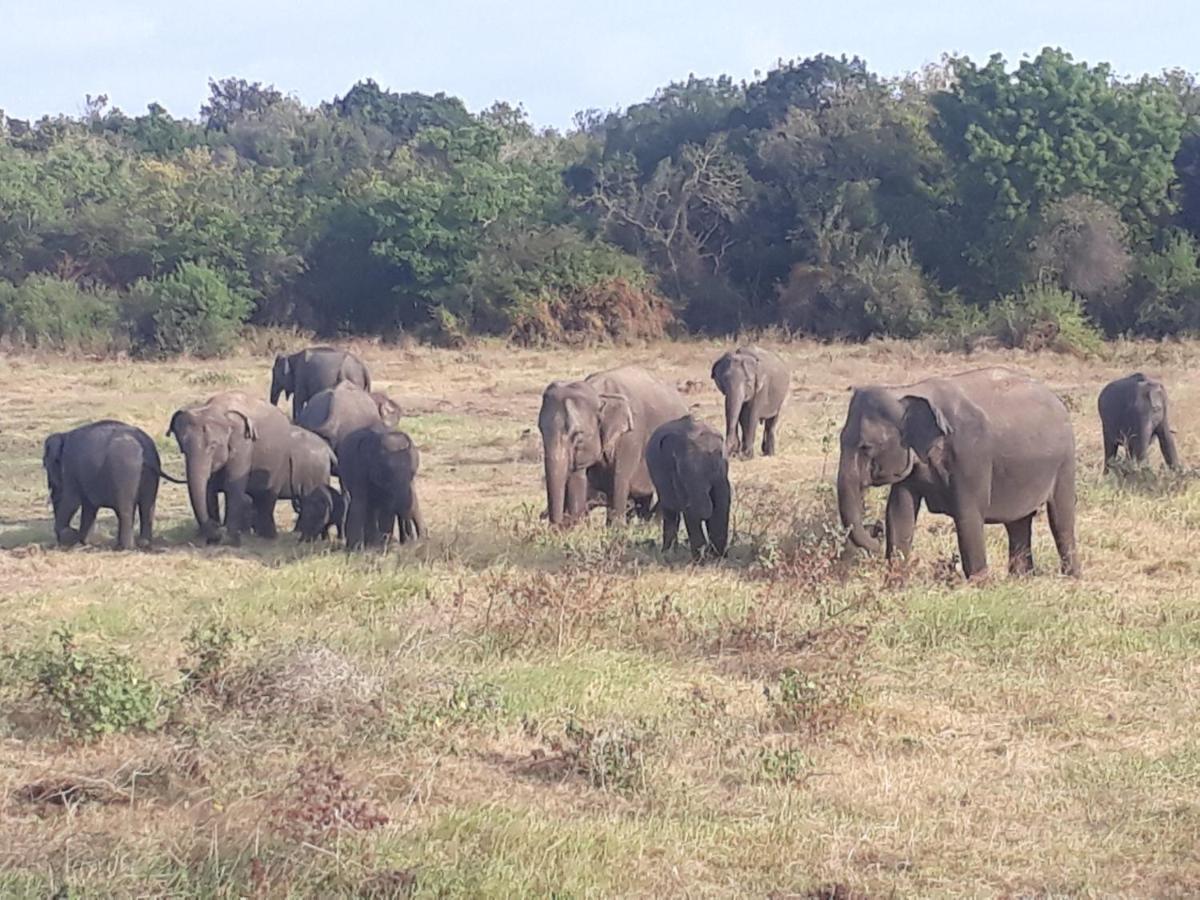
xmin=40 ymin=344 xmax=1181 ymax=579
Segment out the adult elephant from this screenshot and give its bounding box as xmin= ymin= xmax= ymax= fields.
xmin=837 ymin=367 xmax=1079 ymax=579
xmin=339 ymin=425 xmax=424 ymax=548
xmin=1098 ymin=373 xmax=1180 ymax=471
xmin=295 ymin=382 xmax=402 ymax=451
xmin=167 ymin=391 xmax=293 ymax=545
xmin=711 ymin=345 xmax=790 ymax=458
xmin=270 ymin=347 xmax=371 ymax=420
xmin=43 ymin=420 xmax=181 ymax=550
xmin=646 ymin=416 xmax=731 ymax=557
xmin=539 ymin=365 xmax=687 ymax=526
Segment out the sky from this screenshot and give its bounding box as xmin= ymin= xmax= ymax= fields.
xmin=2 ymin=0 xmax=1197 ymax=128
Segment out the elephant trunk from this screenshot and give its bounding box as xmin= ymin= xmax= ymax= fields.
xmin=544 ymin=445 xmax=568 ymax=526
xmin=707 ymin=478 xmax=731 ymax=556
xmin=184 ymin=449 xmax=220 ymax=542
xmin=723 ymin=385 xmax=743 ymax=453
xmin=838 ymin=451 xmax=880 ymax=552
xmin=270 ymin=373 xmax=284 ymax=407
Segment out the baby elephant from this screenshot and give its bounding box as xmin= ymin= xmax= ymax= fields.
xmin=339 ymin=425 xmax=424 ymax=549
xmin=295 ymin=485 xmax=346 ymax=542
xmin=711 ymin=345 xmax=790 ymax=458
xmin=1098 ymin=373 xmax=1180 ymax=471
xmin=646 ymin=416 xmax=731 ymax=557
xmin=43 ymin=420 xmax=176 ymax=550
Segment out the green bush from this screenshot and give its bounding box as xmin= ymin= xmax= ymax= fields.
xmin=1127 ymin=231 xmax=1200 ymax=336
xmin=0 ymin=274 xmax=120 ymax=351
xmin=985 ymin=281 xmax=1103 ymax=355
xmin=128 ymin=262 xmax=252 ymax=357
xmin=31 ymin=628 xmax=163 ymax=738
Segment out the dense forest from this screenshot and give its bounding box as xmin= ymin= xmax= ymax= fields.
xmin=2 ymin=48 xmax=1200 ymax=355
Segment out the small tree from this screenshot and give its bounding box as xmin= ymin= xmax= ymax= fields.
xmin=129 ymin=262 xmax=251 ymax=357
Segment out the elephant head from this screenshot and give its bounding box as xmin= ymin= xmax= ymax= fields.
xmin=837 ymin=387 xmax=949 ymax=552
xmin=712 ymin=351 xmax=757 ymax=453
xmin=168 ymin=403 xmax=256 ymax=543
xmin=1134 ymin=374 xmax=1168 ymax=421
xmin=270 ymin=353 xmax=295 ymax=407
xmin=538 ymin=381 xmax=633 ymax=525
xmin=42 ymin=433 xmax=66 ymax=506
xmin=371 ymin=392 xmax=402 ymax=428
xmin=297 ymin=485 xmax=345 ymax=541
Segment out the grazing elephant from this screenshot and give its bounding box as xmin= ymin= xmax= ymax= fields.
xmin=711 ymin=345 xmax=790 ymax=458
xmin=646 ymin=416 xmax=731 ymax=557
xmin=339 ymin=425 xmax=424 ymax=549
xmin=270 ymin=347 xmax=371 ymax=420
xmin=295 ymin=485 xmax=346 ymax=542
xmin=283 ymin=426 xmax=338 ymax=538
xmin=295 ymin=382 xmax=402 ymax=451
xmin=837 ymin=367 xmax=1079 ymax=579
xmin=167 ymin=391 xmax=293 ymax=545
xmin=43 ymin=420 xmax=180 ymax=550
xmin=1098 ymin=373 xmax=1180 ymax=471
xmin=539 ymin=365 xmax=687 ymax=526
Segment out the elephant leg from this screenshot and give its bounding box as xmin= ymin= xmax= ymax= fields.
xmin=115 ymin=503 xmax=136 ymax=551
xmin=1101 ymin=425 xmax=1119 ymax=473
xmin=607 ymin=463 xmax=632 ymax=527
xmin=952 ymin=508 xmax=988 ymax=580
xmin=1005 ymin=514 xmax=1034 ymax=576
xmin=137 ymin=486 xmax=156 ymax=547
xmin=1130 ymin=423 xmax=1154 ymax=464
xmin=682 ymin=512 xmax=707 ymax=559
xmin=254 ymin=494 xmax=279 ymax=539
xmin=1157 ymin=425 xmax=1181 ymax=470
xmin=408 ymin=490 xmax=425 ymax=540
xmin=884 ymin=485 xmax=921 ymax=561
xmin=1046 ymin=466 xmax=1080 ymax=577
xmin=223 ymin=484 xmax=250 ymax=546
xmin=565 ymin=470 xmax=589 ymax=525
xmin=738 ymin=405 xmax=757 ymax=459
xmin=762 ymin=415 xmax=779 ymax=457
xmin=345 ymin=494 xmax=367 ymax=550
xmin=662 ymin=508 xmax=680 ymax=552
xmin=77 ymin=502 xmax=99 ymax=545
xmin=53 ymin=488 xmax=82 ymax=546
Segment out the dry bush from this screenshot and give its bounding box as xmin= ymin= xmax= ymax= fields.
xmin=269 ymin=760 xmax=389 ymax=846
xmin=223 ymin=644 xmax=380 ymax=718
xmin=510 ymin=279 xmax=675 ymax=347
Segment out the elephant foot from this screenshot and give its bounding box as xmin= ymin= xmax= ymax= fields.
xmin=56 ymin=527 xmax=82 ymax=548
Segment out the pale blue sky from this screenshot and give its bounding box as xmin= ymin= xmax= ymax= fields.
xmin=3 ymin=0 xmax=1196 ymax=127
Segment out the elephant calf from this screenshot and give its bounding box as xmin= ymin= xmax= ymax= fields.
xmin=43 ymin=420 xmax=176 ymax=550
xmin=1098 ymin=373 xmax=1180 ymax=471
xmin=283 ymin=426 xmax=339 ymax=540
xmin=711 ymin=345 xmax=790 ymax=458
xmin=296 ymin=486 xmax=346 ymax=542
xmin=646 ymin=416 xmax=731 ymax=557
xmin=339 ymin=425 xmax=424 ymax=549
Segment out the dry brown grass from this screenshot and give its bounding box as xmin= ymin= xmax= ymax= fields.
xmin=2 ymin=337 xmax=1200 ymax=896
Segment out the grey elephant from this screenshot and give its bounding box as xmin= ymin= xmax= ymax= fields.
xmin=270 ymin=347 xmax=372 ymax=420
xmin=338 ymin=425 xmax=424 ymax=549
xmin=1098 ymin=373 xmax=1180 ymax=471
xmin=43 ymin=420 xmax=181 ymax=550
xmin=167 ymin=391 xmax=294 ymax=545
xmin=646 ymin=416 xmax=731 ymax=557
xmin=295 ymin=381 xmax=402 ymax=451
xmin=295 ymin=485 xmax=346 ymax=542
xmin=539 ymin=365 xmax=687 ymax=526
xmin=711 ymin=345 xmax=790 ymax=458
xmin=837 ymin=367 xmax=1079 ymax=579
xmin=283 ymin=426 xmax=339 ymax=540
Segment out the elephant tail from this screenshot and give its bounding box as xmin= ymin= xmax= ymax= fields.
xmin=150 ymin=464 xmax=188 ymax=485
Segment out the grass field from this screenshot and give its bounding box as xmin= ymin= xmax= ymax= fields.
xmin=2 ymin=337 xmax=1199 ymax=898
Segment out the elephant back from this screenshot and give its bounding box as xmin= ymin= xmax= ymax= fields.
xmin=585 ymin=365 xmax=688 ymax=429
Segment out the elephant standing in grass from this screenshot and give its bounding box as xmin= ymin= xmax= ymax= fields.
xmin=270 ymin=347 xmax=371 ymax=420
xmin=539 ymin=365 xmax=687 ymax=526
xmin=646 ymin=416 xmax=731 ymax=557
xmin=837 ymin=367 xmax=1079 ymax=580
xmin=711 ymin=346 xmax=790 ymax=458
xmin=1098 ymin=373 xmax=1180 ymax=471
xmin=43 ymin=420 xmax=180 ymax=550
xmin=168 ymin=391 xmax=293 ymax=545
xmin=339 ymin=425 xmax=424 ymax=549
xmin=295 ymin=382 xmax=402 ymax=451
xmin=283 ymin=426 xmax=341 ymax=541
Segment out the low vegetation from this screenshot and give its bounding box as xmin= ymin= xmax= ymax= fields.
xmin=1 ymin=338 xmax=1198 ymax=895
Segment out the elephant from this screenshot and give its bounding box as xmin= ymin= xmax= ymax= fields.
xmin=646 ymin=416 xmax=731 ymax=557
xmin=167 ymin=391 xmax=294 ymax=545
xmin=295 ymin=485 xmax=346 ymax=542
xmin=711 ymin=345 xmax=790 ymax=458
xmin=338 ymin=425 xmax=424 ymax=549
xmin=539 ymin=365 xmax=688 ymax=526
xmin=295 ymin=381 xmax=402 ymax=452
xmin=270 ymin=347 xmax=372 ymax=420
xmin=836 ymin=367 xmax=1079 ymax=580
xmin=1098 ymin=373 xmax=1180 ymax=471
xmin=283 ymin=426 xmax=339 ymax=539
xmin=43 ymin=420 xmax=181 ymax=550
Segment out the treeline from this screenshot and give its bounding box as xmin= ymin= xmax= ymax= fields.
xmin=2 ymin=48 xmax=1200 ymax=355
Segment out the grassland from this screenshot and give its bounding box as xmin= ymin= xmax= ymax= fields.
xmin=1 ymin=337 xmax=1199 ymax=898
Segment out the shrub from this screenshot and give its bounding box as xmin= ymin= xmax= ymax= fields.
xmin=0 ymin=274 xmax=120 ymax=352
xmin=1127 ymin=231 xmax=1200 ymax=337
xmin=31 ymin=628 xmax=163 ymax=738
xmin=128 ymin=262 xmax=252 ymax=357
xmin=547 ymin=719 xmax=652 ymax=792
xmin=985 ymin=280 xmax=1103 ymax=355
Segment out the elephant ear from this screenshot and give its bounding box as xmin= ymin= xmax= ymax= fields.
xmin=374 ymin=393 xmax=402 ymax=427
xmin=166 ymin=410 xmax=186 ymax=438
xmin=899 ymin=395 xmax=952 ymax=461
xmin=225 ymin=410 xmax=257 ymax=440
xmin=43 ymin=433 xmax=65 ymax=468
xmin=597 ymin=393 xmax=634 ymax=461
